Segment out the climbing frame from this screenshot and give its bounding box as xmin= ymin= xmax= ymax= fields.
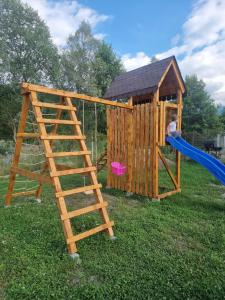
xmin=5 ymin=83 xmax=133 ymax=254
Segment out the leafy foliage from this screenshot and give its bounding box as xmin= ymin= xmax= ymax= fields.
xmin=183 ymin=75 xmax=222 ymax=136
xmin=61 ymin=22 xmax=123 ymax=134
xmin=0 ymin=0 xmax=61 ymax=139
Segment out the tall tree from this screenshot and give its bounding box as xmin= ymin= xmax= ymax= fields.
xmin=0 ymin=0 xmax=60 ymax=139
xmin=0 ymin=0 xmax=60 ymax=85
xmin=93 ymin=42 xmax=123 ymax=97
xmin=61 ymin=22 xmax=123 ymax=134
xmin=61 ymin=22 xmax=99 ymax=95
xmin=182 ymin=75 xmax=222 ymax=136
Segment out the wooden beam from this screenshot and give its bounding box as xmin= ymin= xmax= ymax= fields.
xmin=171 ymin=61 xmax=185 ymax=94
xmin=33 ymin=102 xmax=77 ymax=111
xmin=22 ymin=83 xmax=133 ymax=110
xmin=158 ymin=148 xmax=178 ymax=189
xmin=11 ymin=190 xmax=37 ymax=198
xmin=41 ymin=135 xmax=85 ymax=140
xmin=61 ymin=202 xmax=108 ymax=220
xmin=46 ymin=151 xmax=91 ymax=158
xmin=37 ymin=118 xmax=81 ymax=125
xmin=66 ymin=221 xmax=114 ymax=244
xmin=50 ymin=166 xmax=96 ymax=177
xmin=56 ymin=184 xmax=102 ymax=198
xmin=158 ymin=61 xmax=185 ymax=94
xmin=157 ymin=188 xmax=181 ymax=199
xmin=16 ymin=133 xmax=40 ymax=138
xmin=11 ymin=167 xmax=52 ymax=185
xmin=164 ymin=102 xmax=178 ymax=109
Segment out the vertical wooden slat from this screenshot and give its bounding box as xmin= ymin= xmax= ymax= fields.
xmin=127 ymin=104 xmax=133 ymax=193
xmin=106 ymin=109 xmax=111 ymax=187
xmin=140 ymin=104 xmax=145 ymax=195
xmin=144 ymin=103 xmax=149 ymax=196
xmin=131 ymin=106 xmax=136 ymax=193
xmin=149 ymin=103 xmax=153 ymax=196
xmin=135 ymin=105 xmax=140 ymax=194
xmin=121 ymin=108 xmax=125 ymax=191
xmin=117 ymin=108 xmax=122 ymax=190
xmin=111 ymin=109 xmax=116 ymax=189
xmin=115 ymin=108 xmax=119 ymax=190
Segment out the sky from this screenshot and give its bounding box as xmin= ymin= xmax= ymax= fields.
xmin=21 ymin=0 xmax=225 ymax=104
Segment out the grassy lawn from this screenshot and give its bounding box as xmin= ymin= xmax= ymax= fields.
xmin=0 ymin=161 xmax=225 ymax=299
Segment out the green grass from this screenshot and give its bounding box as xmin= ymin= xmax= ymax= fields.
xmin=0 ymin=161 xmax=225 ymax=299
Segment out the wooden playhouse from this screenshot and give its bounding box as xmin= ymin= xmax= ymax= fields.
xmin=105 ymin=56 xmax=186 ymax=199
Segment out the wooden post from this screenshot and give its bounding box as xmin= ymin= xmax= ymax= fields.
xmin=5 ymin=94 xmax=30 ymax=206
xmin=176 ymin=89 xmax=182 ymax=188
xmin=127 ymin=97 xmax=133 ymax=192
xmin=106 ymin=109 xmax=112 ymax=188
xmin=151 ymin=89 xmax=159 ymax=198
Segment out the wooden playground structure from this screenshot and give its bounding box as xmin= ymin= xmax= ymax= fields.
xmin=5 ymin=56 xmax=185 ymax=254
xmin=105 ymin=56 xmax=185 ymax=199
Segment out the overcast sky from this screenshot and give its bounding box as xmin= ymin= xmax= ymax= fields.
xmin=21 ymin=0 xmax=225 ymax=104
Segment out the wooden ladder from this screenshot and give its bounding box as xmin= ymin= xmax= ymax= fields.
xmin=6 ymin=91 xmax=115 ymax=255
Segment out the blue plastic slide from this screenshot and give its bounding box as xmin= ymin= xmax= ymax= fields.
xmin=166 ymin=136 xmax=225 ymax=185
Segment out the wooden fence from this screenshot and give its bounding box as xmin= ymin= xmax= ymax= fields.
xmin=107 ymin=103 xmax=153 ymax=196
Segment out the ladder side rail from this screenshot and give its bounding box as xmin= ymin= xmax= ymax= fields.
xmin=5 ymin=94 xmax=31 ymax=206
xmin=65 ymin=97 xmax=114 ymax=237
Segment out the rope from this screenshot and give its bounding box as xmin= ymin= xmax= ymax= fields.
xmin=82 ymin=100 xmax=86 ymax=187
xmin=95 ymin=102 xmax=98 ymax=163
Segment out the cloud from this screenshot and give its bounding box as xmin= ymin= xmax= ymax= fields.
xmin=122 ymin=0 xmax=225 ymax=104
xmin=121 ymin=52 xmax=151 ymax=71
xmin=21 ymin=0 xmax=109 ymax=47
xmin=156 ymin=0 xmax=225 ymax=104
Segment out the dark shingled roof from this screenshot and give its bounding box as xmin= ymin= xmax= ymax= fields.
xmin=104 ymin=56 xmax=184 ymax=99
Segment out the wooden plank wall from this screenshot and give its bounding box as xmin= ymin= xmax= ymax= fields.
xmin=107 ymin=103 xmax=152 ymax=197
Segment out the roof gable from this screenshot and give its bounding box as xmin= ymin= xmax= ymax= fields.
xmin=104 ymin=56 xmax=185 ymax=99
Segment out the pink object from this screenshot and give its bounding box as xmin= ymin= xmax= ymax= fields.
xmin=111 ymin=162 xmax=127 ymax=176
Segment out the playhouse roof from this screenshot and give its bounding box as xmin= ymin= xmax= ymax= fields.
xmin=104 ymin=56 xmax=185 ymax=99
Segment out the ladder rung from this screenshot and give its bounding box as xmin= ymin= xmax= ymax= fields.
xmin=51 ymin=166 xmax=96 ymax=177
xmin=41 ymin=135 xmax=85 ymax=140
xmin=46 ymin=151 xmax=91 ymax=158
xmin=61 ymin=201 xmax=108 ymax=220
xmin=33 ymin=102 xmax=77 ymax=111
xmin=36 ymin=118 xmax=81 ymax=125
xmin=56 ymin=184 xmax=102 ymax=197
xmin=11 ymin=190 xmax=37 ymax=198
xmin=66 ymin=221 xmax=114 ymax=243
xmin=17 ymin=133 xmax=40 ymax=138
